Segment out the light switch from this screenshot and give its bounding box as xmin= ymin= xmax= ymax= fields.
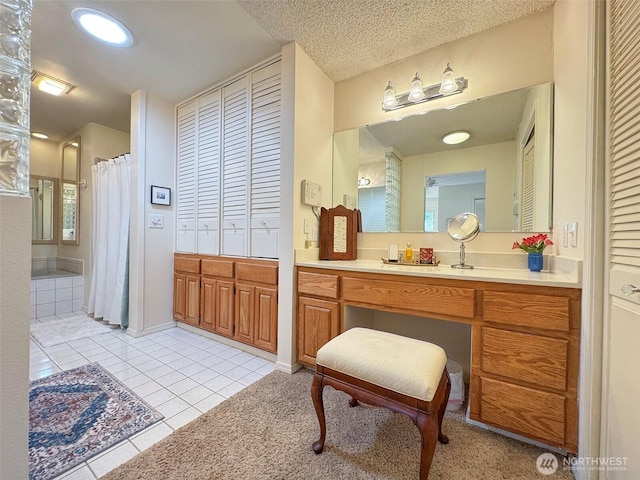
xmin=304 ymin=218 xmax=311 ymax=234
xmin=562 ymin=224 xmax=569 ymax=248
xmin=149 ymin=214 xmax=164 ymax=229
xmin=312 ymin=226 xmax=318 ymax=242
xmin=570 ymin=222 xmax=578 ymax=247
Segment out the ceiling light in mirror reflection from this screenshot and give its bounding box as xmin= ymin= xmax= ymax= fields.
xmin=442 ymin=131 xmax=470 ymax=145
xmin=333 ymin=82 xmax=554 ymax=233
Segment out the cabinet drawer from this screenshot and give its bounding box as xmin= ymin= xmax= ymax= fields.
xmin=482 ymin=327 xmax=568 ymax=390
xmin=174 ymin=256 xmax=200 ymax=274
xmin=236 ymin=262 xmax=278 ymax=285
xmin=298 ymin=271 xmax=339 ymax=299
xmin=342 ymin=277 xmax=475 ymax=319
xmin=480 ymin=377 xmax=565 ymax=446
xmin=201 ymin=259 xmax=234 ymax=278
xmin=483 ymin=291 xmax=570 ymax=331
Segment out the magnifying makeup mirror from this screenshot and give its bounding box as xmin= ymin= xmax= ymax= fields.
xmin=447 ymin=212 xmax=480 ymax=269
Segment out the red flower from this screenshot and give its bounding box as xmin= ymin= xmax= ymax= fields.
xmin=512 ymin=233 xmax=554 ymax=254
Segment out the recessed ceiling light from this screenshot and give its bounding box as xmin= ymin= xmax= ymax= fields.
xmin=71 ymin=8 xmax=133 ymax=47
xmin=442 ymin=131 xmax=470 ymax=145
xmin=31 ymin=71 xmax=76 ymax=96
xmin=31 ymin=132 xmax=49 ymax=140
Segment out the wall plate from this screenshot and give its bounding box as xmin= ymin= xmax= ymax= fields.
xmin=149 ymin=214 xmax=164 ymax=229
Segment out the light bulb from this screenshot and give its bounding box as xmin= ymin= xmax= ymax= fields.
xmin=439 ymin=63 xmax=458 ymax=95
xmin=382 ymin=81 xmax=398 ymax=109
xmin=407 ymin=73 xmax=425 ymax=102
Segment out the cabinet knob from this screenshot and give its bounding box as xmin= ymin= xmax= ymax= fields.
xmin=621 ymin=284 xmax=640 ymax=296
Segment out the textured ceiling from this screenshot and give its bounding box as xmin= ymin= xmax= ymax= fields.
xmin=30 ymin=0 xmax=555 ymax=142
xmin=239 ymin=0 xmax=555 ymax=81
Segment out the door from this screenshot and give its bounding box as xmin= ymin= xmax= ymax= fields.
xmin=234 ymin=283 xmax=255 ymax=344
xmin=184 ymin=275 xmax=201 ymax=327
xmin=254 ymin=286 xmax=278 ymax=353
xmin=215 ymin=280 xmax=234 ymax=337
xmin=297 ymin=297 xmax=340 ymax=365
xmin=603 ymin=1 xmax=640 ymax=476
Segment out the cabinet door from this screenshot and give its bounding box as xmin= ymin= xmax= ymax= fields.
xmin=184 ymin=275 xmax=201 ymax=326
xmin=235 ymin=283 xmax=255 ymax=344
xmin=215 ymin=280 xmax=235 ymax=337
xmin=200 ymin=277 xmax=216 ymax=332
xmin=254 ymin=286 xmax=277 ymax=353
xmin=297 ymin=296 xmax=340 ymax=365
xmin=173 ymin=273 xmax=186 ymax=321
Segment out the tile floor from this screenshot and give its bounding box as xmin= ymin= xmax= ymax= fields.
xmin=29 ymin=315 xmax=275 ymax=479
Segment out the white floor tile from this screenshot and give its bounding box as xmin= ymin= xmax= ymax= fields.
xmin=255 ymin=363 xmax=275 ymax=376
xmin=155 ymin=370 xmax=188 ymax=387
xmin=58 ymin=358 xmax=91 ymax=371
xmin=241 ymin=357 xmax=269 ymax=371
xmin=224 ymin=365 xmax=252 ymax=381
xmin=178 ymin=362 xmax=207 ymax=377
xmin=210 ymin=360 xmax=236 ymax=374
xmin=194 ymin=393 xmax=226 ymax=413
xmin=119 ymin=373 xmax=151 ymax=390
xmin=166 ymin=377 xmax=200 ymax=396
xmin=87 ymin=441 xmax=139 ymax=478
xmin=218 ymin=381 xmax=246 ymax=399
xmin=144 ymin=388 xmax=176 ymax=408
xmin=30 ymin=366 xmax=61 ymax=381
xmin=129 ymin=421 xmax=174 ymax=452
xmin=189 ymin=368 xmax=220 ymax=384
xmin=237 ymin=371 xmax=264 ymax=386
xmin=214 ymin=347 xmax=242 ymax=360
xmin=203 ymin=375 xmax=234 ymax=392
xmin=132 ymin=380 xmax=163 ymax=398
xmin=165 ymin=406 xmax=200 ymax=430
xmin=180 ymin=384 xmax=215 ymax=405
xmin=168 ymin=355 xmax=195 ymax=370
xmin=57 ymin=463 xmax=97 ymax=480
xmin=227 ymin=352 xmax=255 ymax=365
xmin=156 ymin=396 xmax=190 ymax=418
xmin=144 ymin=364 xmax=175 ymax=380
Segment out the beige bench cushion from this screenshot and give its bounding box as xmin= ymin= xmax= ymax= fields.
xmin=316 ymin=327 xmax=447 ymax=402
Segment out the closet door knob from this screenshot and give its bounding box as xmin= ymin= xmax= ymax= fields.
xmin=621 ymin=284 xmax=640 ymax=296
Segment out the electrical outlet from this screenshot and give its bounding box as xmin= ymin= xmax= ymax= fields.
xmin=562 ymin=224 xmax=569 ymax=248
xmin=570 ymin=222 xmax=578 ymax=247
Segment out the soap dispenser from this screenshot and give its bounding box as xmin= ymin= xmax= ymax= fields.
xmin=405 ymin=243 xmax=413 ymax=263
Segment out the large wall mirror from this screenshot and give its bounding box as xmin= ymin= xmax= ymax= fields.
xmin=61 ymin=137 xmax=80 ymax=245
xmin=30 ymin=175 xmax=58 ymax=244
xmin=333 ymin=82 xmax=554 ymax=233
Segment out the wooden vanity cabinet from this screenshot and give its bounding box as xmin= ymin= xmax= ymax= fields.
xmin=174 ymin=253 xmax=278 ymax=354
xmin=295 ymin=266 xmax=581 ymax=453
xmin=173 ymin=255 xmax=201 ymax=326
xmin=296 ymin=271 xmax=341 ymax=365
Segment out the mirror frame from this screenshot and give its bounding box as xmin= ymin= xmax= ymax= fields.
xmin=61 ymin=136 xmax=81 ymax=246
xmin=30 ymin=175 xmax=59 ymax=244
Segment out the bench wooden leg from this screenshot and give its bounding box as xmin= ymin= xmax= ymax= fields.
xmin=415 ymin=410 xmax=439 ymax=480
xmin=438 ymin=370 xmax=451 ymax=444
xmin=311 ymin=373 xmax=326 ymax=454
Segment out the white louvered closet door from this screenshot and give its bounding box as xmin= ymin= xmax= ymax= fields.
xmin=176 ymin=101 xmax=197 ymax=252
xmin=196 ymin=91 xmax=221 ymax=255
xmin=250 ymin=61 xmax=281 ymax=258
xmin=221 ymin=76 xmax=250 ymax=256
xmin=603 ymin=0 xmax=640 ymax=471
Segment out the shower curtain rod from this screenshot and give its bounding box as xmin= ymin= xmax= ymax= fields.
xmin=93 ymin=153 xmax=131 ymax=164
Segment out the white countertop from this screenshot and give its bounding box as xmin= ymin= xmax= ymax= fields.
xmin=295 ymin=258 xmax=581 ymax=289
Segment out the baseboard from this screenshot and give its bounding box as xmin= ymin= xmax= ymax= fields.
xmin=126 ymin=321 xmax=177 ymax=338
xmin=275 ymin=361 xmax=303 ymax=374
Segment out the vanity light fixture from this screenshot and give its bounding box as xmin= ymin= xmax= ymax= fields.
xmin=31 ymin=71 xmax=76 ymax=96
xmin=382 ymin=63 xmax=468 ymax=112
xmin=31 ymin=132 xmax=49 ymax=140
xmin=357 ymin=176 xmax=371 ymax=187
xmin=71 ymin=8 xmax=133 ymax=47
xmin=442 ymin=131 xmax=471 ymax=145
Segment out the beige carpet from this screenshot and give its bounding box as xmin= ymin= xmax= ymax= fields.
xmin=103 ymin=369 xmax=574 ymax=480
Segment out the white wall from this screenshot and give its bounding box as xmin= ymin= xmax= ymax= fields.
xmin=129 ymin=91 xmax=176 ymax=336
xmin=332 ymin=129 xmax=359 ymax=206
xmin=0 ymin=196 xmax=30 ymax=480
xmin=277 ymin=43 xmax=335 ymax=371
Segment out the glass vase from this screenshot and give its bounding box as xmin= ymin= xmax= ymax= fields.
xmin=527 ymin=253 xmax=543 ymax=272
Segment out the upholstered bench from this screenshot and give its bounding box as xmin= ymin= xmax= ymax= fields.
xmin=311 ymin=327 xmax=450 ymax=480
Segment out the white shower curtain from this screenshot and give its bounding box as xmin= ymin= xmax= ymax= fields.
xmin=87 ymin=154 xmax=131 ymax=326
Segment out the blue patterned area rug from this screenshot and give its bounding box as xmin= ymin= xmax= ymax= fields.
xmin=29 ymin=363 xmax=163 ymax=480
